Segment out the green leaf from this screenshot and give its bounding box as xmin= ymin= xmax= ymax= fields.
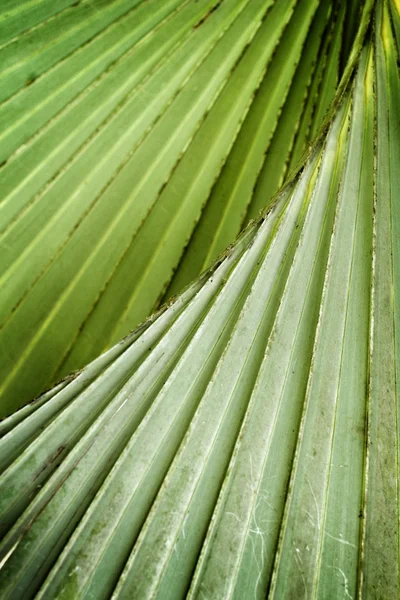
xmin=0 ymin=0 xmax=371 ymax=416
xmin=0 ymin=2 xmax=399 ymax=598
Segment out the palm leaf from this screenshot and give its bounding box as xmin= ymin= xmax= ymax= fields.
xmin=0 ymin=0 xmax=399 ymax=597
xmin=0 ymin=0 xmax=362 ymax=416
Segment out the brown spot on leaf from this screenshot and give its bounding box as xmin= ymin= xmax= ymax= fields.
xmin=194 ymin=1 xmax=221 ymax=28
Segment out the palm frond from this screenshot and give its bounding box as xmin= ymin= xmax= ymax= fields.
xmin=0 ymin=0 xmax=372 ymax=416
xmin=0 ymin=1 xmax=399 ymax=597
